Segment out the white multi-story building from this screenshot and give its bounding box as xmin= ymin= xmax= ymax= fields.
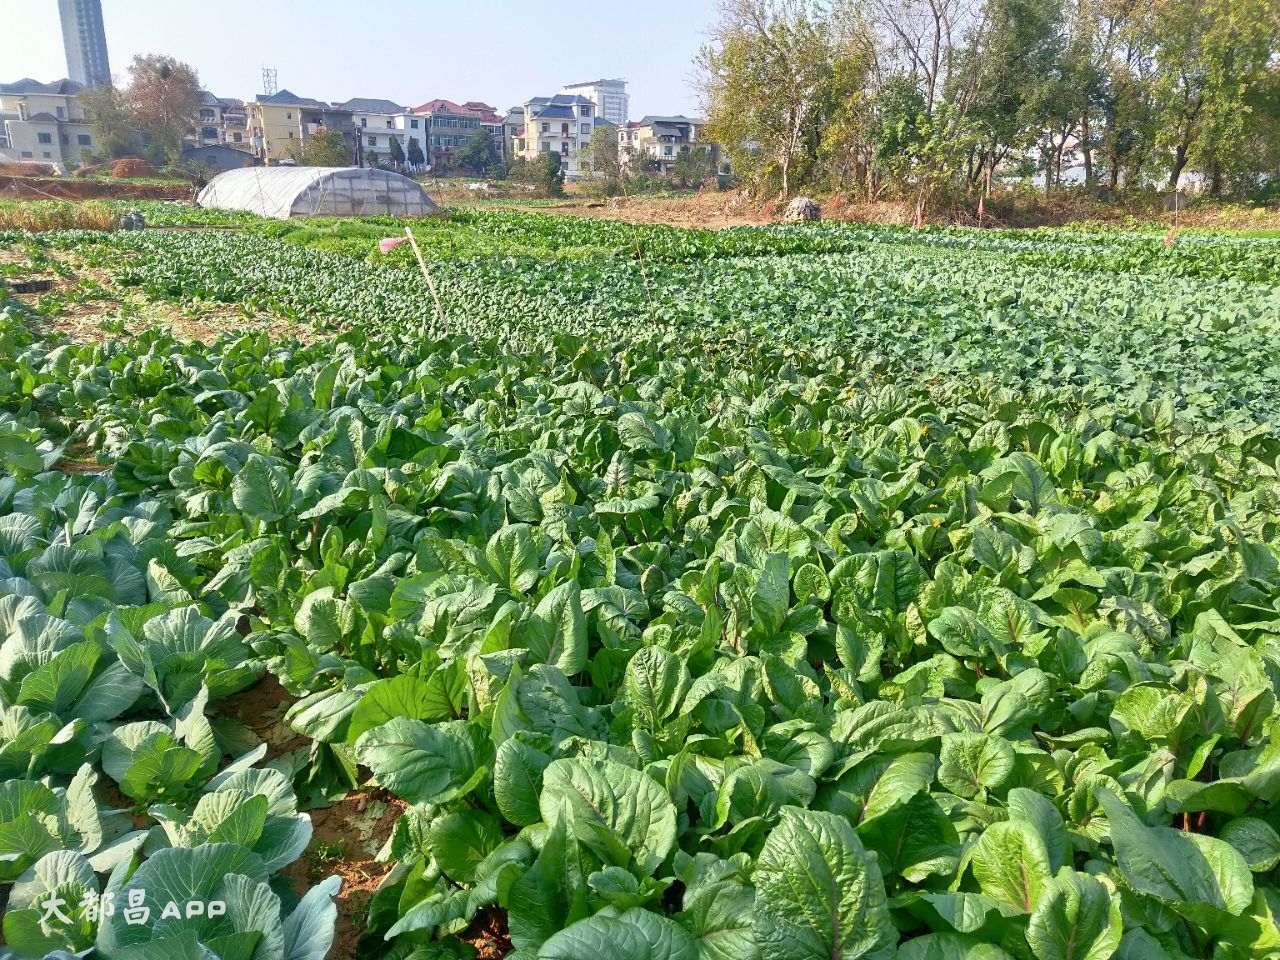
xmin=336 ymin=98 xmax=427 ymax=170
xmin=558 ymin=79 xmax=628 ymax=127
xmin=617 ymin=115 xmax=716 ymax=173
xmin=514 ymin=94 xmax=597 ymax=179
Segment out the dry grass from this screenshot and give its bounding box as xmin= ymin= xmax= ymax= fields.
xmin=0 ymin=200 xmax=119 ymax=232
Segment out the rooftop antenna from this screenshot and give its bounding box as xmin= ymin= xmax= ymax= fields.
xmin=262 ymin=66 xmax=278 ymax=96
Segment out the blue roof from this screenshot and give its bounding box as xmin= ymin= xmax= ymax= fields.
xmin=525 ymin=94 xmax=594 ymax=108
xmin=532 ymin=105 xmax=576 ymax=119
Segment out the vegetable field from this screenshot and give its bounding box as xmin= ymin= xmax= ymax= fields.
xmin=2 ymin=210 xmax=1280 ymax=960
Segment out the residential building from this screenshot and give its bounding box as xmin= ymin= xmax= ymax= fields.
xmin=58 ymin=0 xmax=111 ymax=89
xmin=502 ymin=107 xmax=523 ymax=170
xmin=245 ymin=90 xmax=355 ymax=164
xmin=618 ymin=115 xmax=716 ymax=173
xmin=197 ymin=91 xmax=249 ymax=148
xmin=517 ymin=94 xmax=597 ymax=179
xmin=559 ymin=79 xmax=628 ymax=126
xmin=0 ymin=77 xmax=95 ymax=165
xmin=411 ymin=99 xmax=505 ymax=170
xmin=336 ymin=98 xmax=424 ymax=170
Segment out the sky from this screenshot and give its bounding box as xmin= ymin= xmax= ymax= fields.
xmin=2 ymin=0 xmax=719 ymax=118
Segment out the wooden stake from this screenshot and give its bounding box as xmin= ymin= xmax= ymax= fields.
xmin=403 ymin=226 xmax=447 ymax=332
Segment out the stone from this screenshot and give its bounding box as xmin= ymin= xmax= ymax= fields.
xmin=783 ymin=197 xmax=820 ymax=222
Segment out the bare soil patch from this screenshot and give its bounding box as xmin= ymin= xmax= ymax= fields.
xmin=0 ymin=173 xmax=188 ymax=201
xmin=453 ymin=190 xmax=1280 ymax=232
xmin=283 ymin=790 xmax=404 ymax=960
xmin=216 ymin=674 xmax=304 ymax=761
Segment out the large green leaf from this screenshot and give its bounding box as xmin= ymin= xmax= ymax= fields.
xmin=752 ymin=806 xmax=896 ymax=960
xmin=1096 ymin=789 xmax=1254 ymax=929
xmin=1027 ymin=869 xmax=1122 ymax=960
xmin=539 ymin=757 xmax=676 ymax=876
xmin=356 ymin=718 xmax=492 ymax=806
xmin=969 ymin=821 xmax=1053 ymax=912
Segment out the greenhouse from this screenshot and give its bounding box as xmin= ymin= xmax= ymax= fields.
xmin=196 ymin=166 xmax=439 ymax=220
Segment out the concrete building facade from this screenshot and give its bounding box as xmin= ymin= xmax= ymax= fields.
xmin=618 ymin=115 xmax=715 ymax=173
xmin=0 ymin=78 xmax=95 ymax=165
xmin=245 ymin=90 xmax=355 ymax=164
xmin=515 ymin=94 xmax=597 ymax=179
xmin=58 ymin=0 xmax=111 ymax=89
xmin=411 ymin=100 xmax=505 ymax=170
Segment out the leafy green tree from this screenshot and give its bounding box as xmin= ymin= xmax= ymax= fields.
xmin=948 ymin=0 xmax=1066 ymax=190
xmin=407 ymin=136 xmax=426 ymax=170
xmin=453 ymin=129 xmax=499 ymax=175
xmin=589 ymin=126 xmax=623 ymax=194
xmin=389 ymin=136 xmax=406 ymax=170
xmin=672 ymin=147 xmax=716 ymax=188
xmin=79 ymin=83 xmax=140 ymax=160
xmin=699 ymin=0 xmax=847 ymax=198
xmin=1144 ymin=0 xmax=1277 ymax=189
xmin=289 ymin=129 xmax=352 ymax=167
xmin=534 ymin=151 xmax=565 ymax=197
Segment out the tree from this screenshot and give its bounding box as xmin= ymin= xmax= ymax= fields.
xmin=453 ymin=129 xmax=499 ymax=175
xmin=79 ymin=83 xmax=139 ymax=160
xmin=125 ymin=54 xmax=202 ymax=163
xmin=289 ymin=129 xmax=351 ymax=167
xmin=947 ymin=0 xmax=1066 ymax=191
xmin=534 ymin=151 xmax=565 ymax=197
xmin=672 ymin=147 xmax=716 ymax=188
xmin=1143 ymin=0 xmax=1277 ymax=189
xmin=589 ymin=126 xmax=623 ymax=193
xmin=407 ymin=137 xmax=426 ymax=171
xmin=699 ymin=0 xmax=849 ymax=198
xmin=389 ymin=136 xmax=406 ymax=170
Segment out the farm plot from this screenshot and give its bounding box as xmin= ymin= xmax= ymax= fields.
xmin=1 ymin=214 xmax=1280 ymax=960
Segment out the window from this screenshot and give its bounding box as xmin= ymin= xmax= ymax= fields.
xmin=360 ymin=118 xmax=367 ymax=127
xmin=541 ymin=141 xmax=550 ymax=152
xmin=367 ymin=136 xmax=377 ymax=146
xmin=202 ymin=127 xmax=217 ymax=140
xmin=61 ymin=134 xmax=69 ymax=145
xmin=580 ymin=123 xmax=590 ymax=135
xmin=411 ymin=118 xmax=419 ymax=129
xmin=200 ymin=109 xmax=215 ymax=120
xmin=541 ymin=122 xmax=549 ymax=133
xmin=233 ymin=132 xmax=242 ymax=142
xmin=77 ymin=134 xmax=91 ymax=145
xmin=20 ymin=151 xmax=33 ymax=158
xmin=664 ymin=145 xmax=673 ymax=157
xmin=56 ymin=106 xmax=66 ymax=118
xmin=580 ymin=105 xmax=591 ymax=117
xmin=37 ymin=132 xmax=53 ymax=144
xmin=42 ymin=151 xmax=51 ymax=158
xmin=288 ymin=131 xmax=294 ymax=138
xmin=385 ymin=120 xmax=392 ymax=128
xmin=286 ymin=112 xmax=292 ymax=119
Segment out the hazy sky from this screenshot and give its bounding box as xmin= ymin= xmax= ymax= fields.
xmin=3 ymin=0 xmax=719 ymax=117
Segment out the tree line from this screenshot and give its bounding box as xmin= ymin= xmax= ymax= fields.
xmin=698 ymin=0 xmax=1280 ymax=208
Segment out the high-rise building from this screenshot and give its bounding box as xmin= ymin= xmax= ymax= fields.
xmin=558 ymin=79 xmax=628 ymax=126
xmin=59 ymin=0 xmax=112 ymax=88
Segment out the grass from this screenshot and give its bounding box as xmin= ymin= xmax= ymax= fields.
xmin=0 ymin=200 xmax=120 ymax=232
